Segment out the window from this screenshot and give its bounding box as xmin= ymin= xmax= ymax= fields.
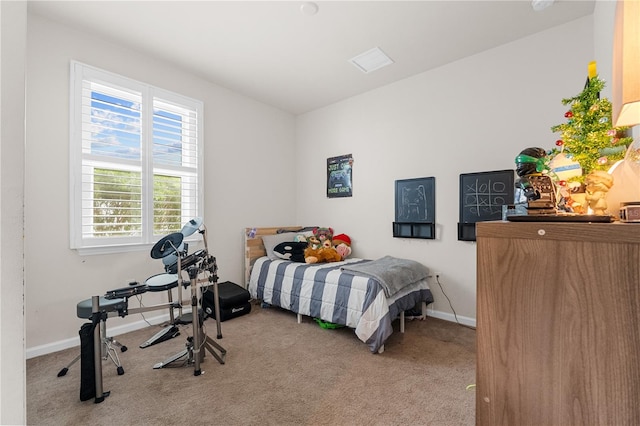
xmin=70 ymin=62 xmax=203 ymax=254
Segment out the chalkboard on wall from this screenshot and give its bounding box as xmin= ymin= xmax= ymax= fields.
xmin=458 ymin=170 xmax=515 ymax=241
xmin=393 ymin=177 xmax=435 ymax=239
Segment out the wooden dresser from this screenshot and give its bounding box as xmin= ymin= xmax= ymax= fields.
xmin=476 ymin=221 xmax=640 ymax=426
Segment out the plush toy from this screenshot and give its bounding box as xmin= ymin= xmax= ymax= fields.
xmin=273 ymin=241 xmax=308 ymax=263
xmin=305 ymin=234 xmax=322 ymax=250
xmin=304 ymin=238 xmax=341 ymax=264
xmin=294 ymin=234 xmax=309 ymax=243
xmin=332 ymin=233 xmax=352 ymax=260
xmin=313 ymin=227 xmax=334 ymax=243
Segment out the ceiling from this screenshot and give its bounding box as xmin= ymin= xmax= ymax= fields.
xmin=28 ymin=1 xmax=596 ymax=115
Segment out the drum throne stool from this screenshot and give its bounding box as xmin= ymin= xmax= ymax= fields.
xmin=57 ymin=296 xmax=128 ymax=377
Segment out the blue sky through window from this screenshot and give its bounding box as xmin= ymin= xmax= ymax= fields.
xmin=153 ymin=109 xmax=184 ymax=166
xmin=90 ymin=91 xmax=184 ymax=165
xmin=90 ymin=91 xmax=141 ymax=160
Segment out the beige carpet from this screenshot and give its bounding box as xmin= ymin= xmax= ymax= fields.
xmin=27 ymin=303 xmax=476 ymax=425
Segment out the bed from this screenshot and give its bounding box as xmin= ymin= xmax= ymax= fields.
xmin=244 ymin=227 xmax=434 ymax=353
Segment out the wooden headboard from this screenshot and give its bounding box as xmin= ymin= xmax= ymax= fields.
xmin=244 ymin=226 xmax=302 ymax=288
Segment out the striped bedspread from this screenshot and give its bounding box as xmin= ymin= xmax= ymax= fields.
xmin=249 ymin=257 xmax=434 ymax=353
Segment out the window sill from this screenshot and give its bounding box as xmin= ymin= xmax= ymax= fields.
xmin=74 ymin=237 xmax=200 ymax=257
xmin=74 ymin=243 xmax=153 ymax=256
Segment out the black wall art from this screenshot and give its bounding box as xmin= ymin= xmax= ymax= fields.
xmin=393 ymin=177 xmax=435 ymax=239
xmin=458 ymin=169 xmax=515 ymax=241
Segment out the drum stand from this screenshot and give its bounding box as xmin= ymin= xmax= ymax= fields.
xmin=153 ymin=257 xmax=226 ymax=374
xmin=58 ymin=297 xmax=127 ymax=378
xmin=141 ymin=237 xmax=191 ymax=349
xmin=57 ymin=319 xmax=126 ymax=377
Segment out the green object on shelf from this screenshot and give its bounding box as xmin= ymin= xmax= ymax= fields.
xmin=314 ymin=318 xmax=345 ymax=329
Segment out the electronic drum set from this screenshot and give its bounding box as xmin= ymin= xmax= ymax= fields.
xmin=62 ymin=218 xmax=227 ymax=404
xmin=102 ymin=217 xmax=227 ymax=374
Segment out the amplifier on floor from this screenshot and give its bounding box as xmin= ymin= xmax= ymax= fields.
xmin=202 ymin=281 xmax=251 ymax=322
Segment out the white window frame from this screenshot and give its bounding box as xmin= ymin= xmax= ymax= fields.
xmin=70 ymin=61 xmax=204 ymax=255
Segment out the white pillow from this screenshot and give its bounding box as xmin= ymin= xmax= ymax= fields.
xmin=262 ymin=231 xmax=314 ymax=260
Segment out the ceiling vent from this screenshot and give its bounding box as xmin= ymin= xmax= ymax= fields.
xmin=349 ymin=47 xmax=394 ymax=73
xmin=531 ymin=0 xmax=555 ymax=12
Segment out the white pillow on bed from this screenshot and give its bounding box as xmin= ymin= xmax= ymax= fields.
xmin=263 ymin=232 xmax=301 ymax=260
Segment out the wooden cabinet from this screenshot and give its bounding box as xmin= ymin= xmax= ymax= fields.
xmin=476 ymin=221 xmax=640 ymax=426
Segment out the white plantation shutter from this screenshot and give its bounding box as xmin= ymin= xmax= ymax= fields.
xmin=152 ymin=99 xmax=199 ymax=234
xmin=70 ymin=61 xmax=203 ymax=254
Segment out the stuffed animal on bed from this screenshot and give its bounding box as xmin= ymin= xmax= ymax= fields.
xmin=313 ymin=227 xmax=334 ymax=243
xmin=305 ymin=233 xmax=322 ymax=250
xmin=332 ymin=233 xmax=352 ymax=260
xmin=273 ymin=241 xmax=308 ymax=263
xmin=304 ymin=236 xmax=342 ymax=264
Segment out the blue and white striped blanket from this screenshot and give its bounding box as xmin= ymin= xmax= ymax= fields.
xmin=249 ymin=257 xmax=434 ymax=353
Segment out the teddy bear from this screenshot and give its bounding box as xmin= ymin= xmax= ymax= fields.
xmin=313 ymin=227 xmax=334 ymax=243
xmin=304 ymin=234 xmax=342 ymax=264
xmin=332 ymin=233 xmax=352 ymax=260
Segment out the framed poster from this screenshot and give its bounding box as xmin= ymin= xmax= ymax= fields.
xmin=393 ymin=177 xmax=435 ymax=239
xmin=327 ymin=154 xmax=353 ymax=198
xmin=458 ymin=169 xmax=515 ymax=241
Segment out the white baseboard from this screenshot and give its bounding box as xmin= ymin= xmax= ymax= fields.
xmin=27 ymin=307 xmax=476 ymax=359
xmin=427 ymin=307 xmax=477 ymax=328
xmin=26 ymin=313 xmax=171 ymax=359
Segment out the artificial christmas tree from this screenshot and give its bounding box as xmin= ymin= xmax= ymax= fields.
xmin=549 ymin=62 xmax=633 ymax=214
xmin=550 ymin=72 xmax=632 ymax=182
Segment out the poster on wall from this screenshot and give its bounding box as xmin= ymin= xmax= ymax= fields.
xmin=327 ymin=154 xmax=353 ymax=198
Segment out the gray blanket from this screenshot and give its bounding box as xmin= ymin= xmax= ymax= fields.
xmin=341 ymin=255 xmax=430 ymax=297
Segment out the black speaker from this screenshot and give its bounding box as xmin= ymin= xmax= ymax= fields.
xmin=202 ymin=281 xmax=251 ymax=322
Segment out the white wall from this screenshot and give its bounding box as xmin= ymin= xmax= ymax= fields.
xmin=295 ymin=16 xmax=594 ymax=324
xmin=1 ymin=1 xmax=27 ymax=424
xmin=594 ymin=0 xmax=616 ymax=99
xmin=25 ymin=15 xmax=297 ymax=355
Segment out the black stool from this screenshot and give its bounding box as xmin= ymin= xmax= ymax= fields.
xmin=57 ymin=296 xmax=128 ymax=377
